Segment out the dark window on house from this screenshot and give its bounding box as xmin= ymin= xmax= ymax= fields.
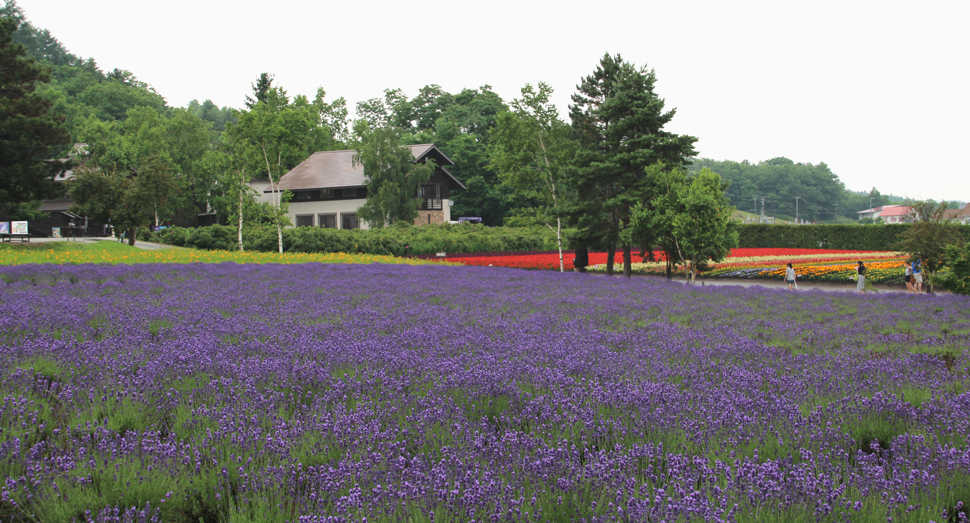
xmin=320 ymin=189 xmax=334 ymax=199
xmin=422 ymin=184 xmax=442 ymax=210
xmin=296 ymin=191 xmax=315 ymax=200
xmin=318 ymin=213 xmax=337 ymax=229
xmin=295 ymin=214 xmax=314 ymax=227
xmin=342 ymin=188 xmax=358 ymax=198
xmin=340 ymin=212 xmax=358 ymax=229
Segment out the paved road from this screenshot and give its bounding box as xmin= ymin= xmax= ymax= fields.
xmin=661 ymin=274 xmax=941 ymax=295
xmin=585 ymin=272 xmax=945 ymax=295
xmin=21 ymin=236 xmax=173 ymax=250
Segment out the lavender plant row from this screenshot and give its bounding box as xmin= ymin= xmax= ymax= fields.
xmin=1 ymin=263 xmax=969 ymax=523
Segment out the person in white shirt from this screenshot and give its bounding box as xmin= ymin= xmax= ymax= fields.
xmin=785 ymin=263 xmax=797 ymax=291
xmin=904 ymin=262 xmax=915 ymax=294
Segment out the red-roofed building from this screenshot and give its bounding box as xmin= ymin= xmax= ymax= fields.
xmin=877 ymin=205 xmax=912 ymax=224
xmin=856 ymin=204 xmax=911 ymax=223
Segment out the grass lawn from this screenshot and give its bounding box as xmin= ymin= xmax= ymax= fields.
xmin=0 ymin=240 xmax=448 ymax=266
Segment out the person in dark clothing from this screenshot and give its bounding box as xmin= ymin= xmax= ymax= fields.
xmin=573 ymin=247 xmax=589 ymax=273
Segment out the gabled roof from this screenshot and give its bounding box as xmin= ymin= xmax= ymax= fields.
xmin=278 ymin=144 xmax=465 ymax=191
xmin=942 ymin=208 xmax=963 ymax=220
xmin=879 ymin=205 xmax=911 ymax=217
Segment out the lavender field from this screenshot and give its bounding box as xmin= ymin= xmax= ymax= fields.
xmin=1 ymin=263 xmax=969 ymax=523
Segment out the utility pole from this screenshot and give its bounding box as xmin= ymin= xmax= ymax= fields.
xmin=752 ymin=195 xmax=758 ymax=216
xmin=833 ymin=203 xmax=839 ymax=222
xmin=794 ymin=196 xmax=801 ymax=225
xmin=760 ymin=196 xmax=766 ymax=223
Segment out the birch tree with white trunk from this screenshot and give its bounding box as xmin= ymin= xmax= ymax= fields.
xmin=489 ymin=82 xmax=575 ymax=272
xmin=229 ymin=85 xmax=333 ymax=253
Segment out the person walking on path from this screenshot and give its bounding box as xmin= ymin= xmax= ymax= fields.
xmin=913 ymin=258 xmax=923 ymax=293
xmin=785 ymin=263 xmax=797 ymax=291
xmin=904 ymin=262 xmax=915 ymax=294
xmin=857 ymin=261 xmax=868 ymax=294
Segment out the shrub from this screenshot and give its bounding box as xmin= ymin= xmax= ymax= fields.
xmin=150 ymin=224 xmax=564 ymax=256
xmin=136 ymin=226 xmax=152 ymax=241
xmin=935 ymin=241 xmax=970 ymax=295
xmin=737 ymin=223 xmax=970 ymax=251
xmin=153 ymin=227 xmax=188 ymax=247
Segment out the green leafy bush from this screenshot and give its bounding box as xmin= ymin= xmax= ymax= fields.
xmin=150 ymin=224 xmax=564 ymax=256
xmin=935 ymin=241 xmax=970 ymax=294
xmin=153 ymin=227 xmax=189 ymax=247
xmin=737 ymin=224 xmax=970 ymax=250
xmin=136 ymin=226 xmax=152 ymax=241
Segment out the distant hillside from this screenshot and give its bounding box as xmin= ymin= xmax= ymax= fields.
xmin=0 ymin=0 xmax=233 ymax=152
xmin=690 ymin=157 xmax=892 ymax=223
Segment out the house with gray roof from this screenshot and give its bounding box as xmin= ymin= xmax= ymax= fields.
xmin=259 ymin=144 xmax=465 ymax=229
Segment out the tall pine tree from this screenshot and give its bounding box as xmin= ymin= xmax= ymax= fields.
xmin=567 ymin=53 xmax=697 ymax=276
xmin=0 ymin=16 xmax=69 ymax=213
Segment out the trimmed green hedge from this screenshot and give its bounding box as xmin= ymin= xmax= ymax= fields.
xmin=154 ymin=223 xmax=970 ymax=255
xmin=150 ymin=224 xmax=563 ymax=256
xmin=737 ymin=224 xmax=970 ymax=250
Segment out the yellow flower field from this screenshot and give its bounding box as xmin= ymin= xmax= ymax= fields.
xmin=0 ymin=242 xmax=448 ymax=266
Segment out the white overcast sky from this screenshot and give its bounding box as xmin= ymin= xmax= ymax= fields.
xmin=21 ymin=0 xmax=970 ymax=203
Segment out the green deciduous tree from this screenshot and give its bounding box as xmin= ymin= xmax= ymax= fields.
xmin=70 ymin=103 xmax=204 ymax=244
xmin=361 ymin=84 xmax=511 ymax=224
xmin=667 ymin=168 xmax=738 ymax=280
xmin=936 ymin=241 xmax=970 ymax=295
xmin=228 ymin=84 xmax=334 ymax=252
xmin=490 ymin=82 xmax=575 ymax=272
xmin=312 ymin=87 xmax=350 ymax=145
xmin=75 ymin=77 xmax=166 ymax=122
xmin=74 ymin=105 xmax=209 ymax=228
xmin=391 ymin=84 xmax=451 ymax=133
xmin=629 ymin=167 xmax=738 ymax=281
xmin=355 ymin=88 xmax=407 ymax=131
xmin=69 ymin=154 xmax=177 ymax=245
xmin=352 ymin=123 xmax=433 ymax=228
xmin=689 ymin=157 xmax=876 ymax=223
xmin=568 ymin=53 xmax=698 ymax=277
xmin=0 ymin=15 xmax=69 ymax=212
xmin=188 ymin=98 xmax=235 ymax=136
xmin=201 ymin=134 xmax=255 ymax=251
xmin=897 ymin=200 xmax=965 ymax=293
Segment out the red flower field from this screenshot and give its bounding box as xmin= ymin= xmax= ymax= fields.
xmin=430 ymin=248 xmax=884 ymax=271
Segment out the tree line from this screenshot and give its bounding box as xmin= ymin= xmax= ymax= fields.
xmin=1 ymin=0 xmax=933 ymax=279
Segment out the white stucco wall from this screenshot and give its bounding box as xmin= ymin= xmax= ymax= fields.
xmin=249 ymin=181 xmax=275 ymax=205
xmin=288 ymin=199 xmax=370 ymax=230
xmin=252 ymin=188 xmax=452 ymax=230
